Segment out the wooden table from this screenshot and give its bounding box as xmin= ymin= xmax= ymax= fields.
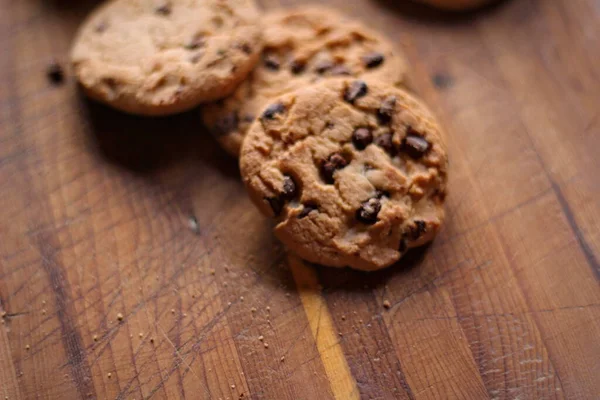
xmin=1 ymin=0 xmax=599 ymax=398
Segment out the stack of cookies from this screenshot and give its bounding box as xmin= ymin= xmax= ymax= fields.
xmin=71 ymin=0 xmax=448 ymax=271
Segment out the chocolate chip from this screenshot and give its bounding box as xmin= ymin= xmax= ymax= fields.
xmin=266 ymin=197 xmax=283 ymax=216
xmin=356 ymin=198 xmax=381 ymax=224
xmin=185 ymin=33 xmax=205 ymax=50
xmin=374 ymin=133 xmax=396 ymax=156
xmin=352 ymin=127 xmax=373 ymax=150
xmin=363 ymin=52 xmax=385 ymax=68
xmin=213 ymin=112 xmax=238 ymax=136
xmin=46 ymin=61 xmax=64 ymax=85
xmin=264 ymin=176 xmax=297 ymax=216
xmin=282 ymin=176 xmax=297 ymax=200
xmin=433 ymin=189 xmax=447 ymax=201
xmin=408 ymin=220 xmax=427 ymax=240
xmin=321 ymin=153 xmax=348 ymax=184
xmin=330 ymin=65 xmax=351 ymax=76
xmin=314 ymin=59 xmax=334 ymax=74
xmin=402 ymin=129 xmax=430 ymax=158
xmin=290 ymin=60 xmax=306 ymax=74
xmin=377 ymin=96 xmax=396 ymax=124
xmin=261 ymin=102 xmax=286 ymax=120
xmin=155 ymin=2 xmax=172 ymax=15
xmin=399 ymin=239 xmax=407 ymax=253
xmin=263 ymin=54 xmax=280 ymax=70
xmin=298 ymin=203 xmax=318 ymax=219
xmin=344 ymin=80 xmax=368 ymax=103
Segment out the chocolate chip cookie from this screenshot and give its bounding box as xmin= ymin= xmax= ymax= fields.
xmin=202 ymin=6 xmax=409 ymax=156
xmin=240 ymin=79 xmax=448 ymax=271
xmin=71 ymin=0 xmax=261 ymax=116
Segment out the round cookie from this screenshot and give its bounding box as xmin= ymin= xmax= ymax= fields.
xmin=202 ymin=6 xmax=409 ymax=156
xmin=71 ymin=0 xmax=262 ymax=116
xmin=414 ymin=0 xmax=497 ymax=11
xmin=240 ymin=79 xmax=448 ymax=271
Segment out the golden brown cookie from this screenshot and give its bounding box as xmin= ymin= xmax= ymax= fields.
xmin=414 ymin=0 xmax=496 ymax=11
xmin=240 ymin=79 xmax=448 ymax=271
xmin=71 ymin=0 xmax=262 ymax=116
xmin=202 ymin=6 xmax=409 ymax=156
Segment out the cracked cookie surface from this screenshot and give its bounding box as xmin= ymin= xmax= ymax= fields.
xmin=240 ymin=79 xmax=448 ymax=271
xmin=71 ymin=0 xmax=261 ymax=116
xmin=202 ymin=6 xmax=409 ymax=156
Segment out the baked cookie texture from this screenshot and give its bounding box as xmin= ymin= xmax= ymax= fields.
xmin=414 ymin=0 xmax=497 ymax=10
xmin=71 ymin=0 xmax=262 ymax=116
xmin=240 ymin=79 xmax=448 ymax=271
xmin=202 ymin=6 xmax=409 ymax=156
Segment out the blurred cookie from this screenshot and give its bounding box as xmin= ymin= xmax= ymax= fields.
xmin=240 ymin=79 xmax=448 ymax=271
xmin=202 ymin=6 xmax=409 ymax=156
xmin=71 ymin=0 xmax=262 ymax=116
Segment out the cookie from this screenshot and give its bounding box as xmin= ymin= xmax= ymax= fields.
xmin=202 ymin=6 xmax=409 ymax=156
xmin=240 ymin=79 xmax=448 ymax=271
xmin=414 ymin=0 xmax=497 ymax=10
xmin=71 ymin=0 xmax=262 ymax=116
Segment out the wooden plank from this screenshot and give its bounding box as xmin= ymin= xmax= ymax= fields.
xmin=318 ymin=267 xmax=415 ymax=400
xmin=473 ymin=1 xmax=600 ymax=397
xmin=1 ymin=3 xmax=93 ymax=399
xmin=289 ymin=257 xmax=359 ymax=400
xmin=0 ymin=313 xmax=22 ymax=400
xmin=478 ymin=0 xmax=600 ymax=279
xmin=495 ymin=193 xmax=600 ymax=398
xmin=382 ymin=274 xmax=489 ymax=400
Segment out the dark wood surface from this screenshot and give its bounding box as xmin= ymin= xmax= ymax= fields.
xmin=1 ymin=0 xmax=599 ymax=399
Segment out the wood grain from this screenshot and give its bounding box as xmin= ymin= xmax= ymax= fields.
xmin=1 ymin=0 xmax=599 ymax=399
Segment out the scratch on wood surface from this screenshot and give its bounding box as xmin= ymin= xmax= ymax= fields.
xmin=157 ymin=324 xmax=210 ymax=399
xmin=550 ymin=180 xmax=600 ymax=280
xmin=32 ymin=235 xmax=97 ymax=398
xmin=289 ymin=255 xmax=359 ymax=400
